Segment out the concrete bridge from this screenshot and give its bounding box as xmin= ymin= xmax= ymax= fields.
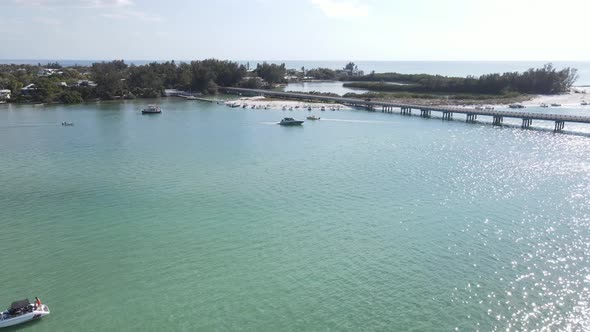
xmin=220 ymin=87 xmax=590 ymax=132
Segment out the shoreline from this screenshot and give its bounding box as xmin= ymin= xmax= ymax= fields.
xmin=223 ymin=96 xmax=350 ymax=110
xmin=2 ymin=86 xmax=588 ymax=110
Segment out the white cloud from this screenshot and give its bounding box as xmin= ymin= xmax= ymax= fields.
xmin=310 ymin=0 xmax=369 ymax=18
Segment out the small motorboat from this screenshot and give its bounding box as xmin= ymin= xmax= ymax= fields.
xmin=0 ymin=298 xmax=50 ymax=328
xmin=582 ymin=101 xmax=588 ymax=106
xmin=142 ymin=105 xmax=161 ymax=114
xmin=508 ymin=104 xmax=526 ymax=109
xmin=550 ymin=103 xmax=561 ymax=107
xmin=278 ymin=117 xmax=304 ymax=126
xmin=61 ymin=121 xmax=74 ymax=126
xmin=307 ymin=106 xmax=312 ymax=111
xmin=306 ymin=115 xmax=320 ymax=120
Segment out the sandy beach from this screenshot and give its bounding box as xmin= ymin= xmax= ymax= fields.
xmin=224 ymin=87 xmax=590 ymax=111
xmin=224 ymin=96 xmax=349 ymax=110
xmin=523 ymin=87 xmax=589 ymax=107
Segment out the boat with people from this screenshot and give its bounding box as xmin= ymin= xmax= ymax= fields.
xmin=142 ymin=105 xmax=161 ymax=114
xmin=61 ymin=121 xmax=74 ymax=126
xmin=278 ymin=117 xmax=304 ymax=126
xmin=306 ymin=115 xmax=320 ymax=120
xmin=0 ymin=298 xmax=50 ymax=328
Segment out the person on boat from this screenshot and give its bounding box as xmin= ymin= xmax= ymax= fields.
xmin=35 ymin=297 xmax=42 ymax=309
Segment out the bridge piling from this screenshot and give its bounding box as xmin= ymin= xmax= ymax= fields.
xmin=554 ymin=120 xmax=565 ymax=132
xmin=442 ymin=111 xmax=453 ymax=120
xmin=466 ymin=114 xmax=478 ymax=123
xmin=522 ymin=118 xmax=532 ymax=129
xmin=493 ymin=116 xmax=503 ymax=126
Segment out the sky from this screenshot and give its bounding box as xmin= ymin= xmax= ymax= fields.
xmin=0 ymin=0 xmax=589 ymax=61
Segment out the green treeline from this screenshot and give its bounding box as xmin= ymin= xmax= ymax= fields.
xmin=0 ymin=60 xmax=579 ymax=104
xmin=91 ymin=59 xmax=247 ymax=99
xmin=0 ymin=59 xmax=252 ymax=103
xmin=342 ymin=64 xmax=578 ymax=95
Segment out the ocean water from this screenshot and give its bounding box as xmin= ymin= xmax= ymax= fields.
xmin=2 ymin=60 xmax=589 ymax=85
xmin=1 ymin=99 xmax=590 ymax=331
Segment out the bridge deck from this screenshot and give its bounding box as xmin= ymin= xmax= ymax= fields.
xmin=221 ymin=87 xmax=590 ymax=124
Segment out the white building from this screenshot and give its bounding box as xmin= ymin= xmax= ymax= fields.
xmin=21 ymin=84 xmax=38 ymax=95
xmin=0 ymin=89 xmax=10 ymax=100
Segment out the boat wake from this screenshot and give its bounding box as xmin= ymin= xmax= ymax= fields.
xmin=319 ymin=118 xmax=393 ymax=124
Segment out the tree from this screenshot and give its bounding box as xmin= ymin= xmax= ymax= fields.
xmin=255 ymin=62 xmax=286 ymax=85
xmin=92 ymin=60 xmax=128 ymax=99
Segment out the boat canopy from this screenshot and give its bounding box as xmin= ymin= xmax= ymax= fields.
xmin=10 ymin=299 xmax=30 ymax=310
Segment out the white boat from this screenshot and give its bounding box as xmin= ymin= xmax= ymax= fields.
xmin=0 ymin=299 xmax=50 ymax=328
xmin=142 ymin=105 xmax=161 ymax=114
xmin=278 ymin=117 xmax=304 ymax=126
xmin=540 ymin=103 xmax=549 ymax=108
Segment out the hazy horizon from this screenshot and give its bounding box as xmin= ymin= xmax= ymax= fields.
xmin=1 ymin=0 xmax=589 ymax=61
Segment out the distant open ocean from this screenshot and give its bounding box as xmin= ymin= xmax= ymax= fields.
xmin=1 ymin=59 xmax=589 ymax=85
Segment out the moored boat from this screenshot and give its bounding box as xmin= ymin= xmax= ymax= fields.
xmin=550 ymin=103 xmax=561 ymax=107
xmin=278 ymin=117 xmax=304 ymax=126
xmin=142 ymin=105 xmax=161 ymax=114
xmin=306 ymin=115 xmax=320 ymax=120
xmin=540 ymin=103 xmax=549 ymax=108
xmin=0 ymin=298 xmax=50 ymax=328
xmin=508 ymin=104 xmax=526 ymax=109
xmin=61 ymin=121 xmax=74 ymax=126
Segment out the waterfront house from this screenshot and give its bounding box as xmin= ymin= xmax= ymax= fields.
xmin=0 ymin=89 xmax=11 ymax=100
xmin=21 ymin=84 xmax=38 ymax=95
xmin=74 ymin=80 xmax=97 ymax=87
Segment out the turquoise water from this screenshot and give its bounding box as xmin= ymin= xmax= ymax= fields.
xmin=1 ymin=99 xmax=590 ymax=331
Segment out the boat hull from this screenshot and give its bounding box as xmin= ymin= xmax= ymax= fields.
xmin=0 ymin=305 xmax=50 ymax=328
xmin=279 ymin=121 xmax=304 ymax=126
xmin=141 ymin=110 xmax=161 ymax=114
